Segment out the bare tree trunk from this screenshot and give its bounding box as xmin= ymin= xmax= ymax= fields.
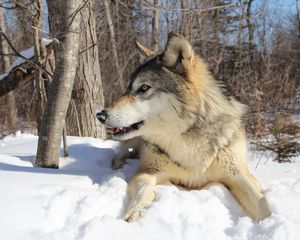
xmin=63 ymin=127 xmax=68 ymax=157
xmin=66 ymin=0 xmax=106 ymax=139
xmin=103 ymin=0 xmax=125 ymax=91
xmin=296 ymin=0 xmax=300 ymax=38
xmin=32 ymin=0 xmax=47 ymax=133
xmin=246 ymin=0 xmax=254 ymax=45
xmin=11 ymin=0 xmax=33 ymax=49
xmin=0 ymin=7 xmax=18 ymax=133
xmin=35 ymin=0 xmax=81 ymax=168
xmin=181 ymin=0 xmax=190 ymax=39
xmin=145 ymin=10 xmax=151 ymax=46
xmin=152 ymin=0 xmax=160 ymax=51
xmin=236 ymin=1 xmax=246 ymax=97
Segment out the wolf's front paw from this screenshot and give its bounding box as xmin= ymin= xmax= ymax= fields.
xmin=123 ymin=208 xmax=143 ymax=222
xmin=111 ymin=157 xmax=126 ymax=170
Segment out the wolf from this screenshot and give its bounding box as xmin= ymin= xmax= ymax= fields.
xmin=96 ymin=32 xmax=271 ymax=222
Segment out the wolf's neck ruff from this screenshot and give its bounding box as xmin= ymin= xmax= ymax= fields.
xmin=141 ymin=51 xmax=245 ymax=172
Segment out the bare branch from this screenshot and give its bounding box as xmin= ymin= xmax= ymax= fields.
xmin=0 ymin=53 xmax=17 ymax=57
xmin=31 ymin=26 xmax=60 ymax=44
xmin=0 ymin=29 xmax=53 ymax=77
xmin=141 ymin=0 xmax=239 ymax=13
xmin=0 ymin=1 xmax=32 ymax=10
xmin=67 ymin=0 xmax=90 ymax=29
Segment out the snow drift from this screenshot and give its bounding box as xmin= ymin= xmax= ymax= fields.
xmin=0 ymin=133 xmax=300 ymax=240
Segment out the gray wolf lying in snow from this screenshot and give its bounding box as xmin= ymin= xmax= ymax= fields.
xmin=96 ymin=32 xmax=271 ymax=222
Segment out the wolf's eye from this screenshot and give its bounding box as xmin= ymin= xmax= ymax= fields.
xmin=138 ymin=84 xmax=151 ymax=93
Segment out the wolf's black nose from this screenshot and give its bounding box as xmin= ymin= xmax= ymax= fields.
xmin=96 ymin=109 xmax=108 ymax=124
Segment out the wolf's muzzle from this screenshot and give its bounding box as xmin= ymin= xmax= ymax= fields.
xmin=96 ymin=109 xmax=108 ymax=124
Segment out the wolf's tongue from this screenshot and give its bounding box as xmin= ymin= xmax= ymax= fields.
xmin=112 ymin=128 xmax=120 ymax=133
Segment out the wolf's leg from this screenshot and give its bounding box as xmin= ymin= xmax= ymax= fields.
xmin=220 ymin=166 xmax=271 ymax=221
xmin=123 ymin=143 xmax=173 ymax=222
xmin=124 ymin=172 xmax=157 ymax=222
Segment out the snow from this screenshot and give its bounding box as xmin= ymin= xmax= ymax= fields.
xmin=0 ymin=132 xmax=300 ymax=240
xmin=0 ymin=38 xmax=53 ymax=81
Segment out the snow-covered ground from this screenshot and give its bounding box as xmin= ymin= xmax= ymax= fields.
xmin=0 ymin=132 xmax=300 ymax=240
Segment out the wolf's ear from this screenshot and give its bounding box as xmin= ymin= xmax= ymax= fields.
xmin=135 ymin=41 xmax=156 ymax=58
xmin=162 ymin=32 xmax=193 ymax=72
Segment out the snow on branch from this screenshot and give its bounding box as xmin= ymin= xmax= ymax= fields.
xmin=0 ymin=38 xmax=53 ymax=97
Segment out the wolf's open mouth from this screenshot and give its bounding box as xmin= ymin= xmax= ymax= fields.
xmin=107 ymin=121 xmax=144 ymax=136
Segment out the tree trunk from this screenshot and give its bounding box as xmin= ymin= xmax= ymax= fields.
xmin=246 ymin=0 xmax=254 ymax=45
xmin=0 ymin=7 xmax=18 ymax=133
xmin=32 ymin=0 xmax=47 ymax=133
xmin=152 ymin=0 xmax=160 ymax=51
xmin=66 ymin=1 xmax=106 ymax=139
xmin=181 ymin=0 xmax=190 ymax=40
xmin=103 ymin=0 xmax=125 ymax=91
xmin=296 ymin=0 xmax=300 ymax=38
xmin=145 ymin=7 xmax=151 ymax=46
xmin=236 ymin=2 xmax=245 ymax=97
xmin=35 ymin=0 xmax=81 ymax=168
xmin=11 ymin=0 xmax=33 ymax=49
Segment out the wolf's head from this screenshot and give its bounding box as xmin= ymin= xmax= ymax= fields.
xmin=97 ymin=32 xmax=210 ymax=140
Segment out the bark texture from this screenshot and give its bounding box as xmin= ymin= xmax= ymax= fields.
xmin=66 ymin=1 xmax=106 ymax=139
xmin=35 ymin=0 xmax=81 ymax=168
xmin=152 ymin=0 xmax=160 ymax=51
xmin=0 ymin=7 xmax=18 ymax=133
xmin=103 ymin=0 xmax=125 ymax=91
xmin=33 ymin=0 xmax=47 ymax=133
